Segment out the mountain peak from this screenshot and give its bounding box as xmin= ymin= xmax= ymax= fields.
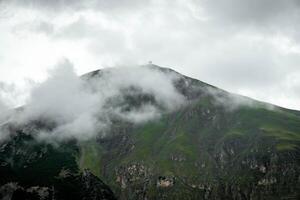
xmin=1 ymin=64 xmax=300 ymax=200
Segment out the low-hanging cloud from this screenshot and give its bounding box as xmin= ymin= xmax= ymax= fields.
xmin=0 ymin=91 xmax=13 ymax=141
xmin=0 ymin=98 xmax=7 ymax=115
xmin=205 ymin=86 xmax=276 ymax=111
xmin=5 ymin=59 xmax=185 ymax=142
xmin=0 ymin=82 xmax=16 ymax=125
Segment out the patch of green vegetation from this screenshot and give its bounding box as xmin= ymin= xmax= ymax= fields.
xmin=276 ymin=143 xmax=298 ymax=151
xmin=196 ymin=96 xmax=214 ymax=107
xmin=162 ymin=132 xmax=197 ymax=160
xmin=224 ymin=130 xmax=244 ymax=139
xmin=78 ymin=141 xmax=103 ymax=177
xmin=260 ymin=126 xmax=300 ymax=142
xmin=118 ymin=119 xmax=170 ymax=164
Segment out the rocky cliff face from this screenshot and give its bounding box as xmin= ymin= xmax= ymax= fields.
xmin=1 ymin=65 xmax=300 ymax=200
xmin=91 ymin=107 xmax=300 ymax=200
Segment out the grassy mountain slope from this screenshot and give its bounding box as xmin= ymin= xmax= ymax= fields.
xmin=78 ymin=65 xmax=300 ymax=199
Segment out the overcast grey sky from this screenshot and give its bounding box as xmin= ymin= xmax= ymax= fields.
xmin=0 ymin=0 xmax=300 ymax=109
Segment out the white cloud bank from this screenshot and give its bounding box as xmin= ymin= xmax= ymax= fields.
xmin=3 ymin=60 xmax=184 ymax=142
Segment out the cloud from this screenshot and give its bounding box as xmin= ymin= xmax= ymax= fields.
xmin=115 ymin=104 xmax=160 ymax=123
xmin=199 ymin=0 xmax=300 ymax=43
xmin=0 ymin=99 xmax=7 ymax=113
xmin=0 ymin=91 xmax=13 ymax=141
xmin=204 ymin=86 xmax=275 ymax=112
xmin=12 ymin=20 xmax=54 ymax=35
xmin=201 ymin=0 xmax=296 ymax=23
xmin=11 ymin=59 xmax=106 ymax=142
xmin=0 ymin=82 xmax=21 ymax=124
xmin=0 ymin=98 xmax=9 ymax=122
xmin=2 ymin=0 xmax=86 ymax=13
xmin=3 ymin=0 xmax=149 ymax=13
xmin=0 ymin=0 xmax=300 ymax=112
xmin=7 ymin=60 xmax=184 ymax=142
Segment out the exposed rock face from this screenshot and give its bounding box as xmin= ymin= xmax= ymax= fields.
xmin=156 ymin=177 xmax=174 ymax=188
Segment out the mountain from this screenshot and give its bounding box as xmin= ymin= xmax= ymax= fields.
xmin=0 ymin=65 xmax=300 ymax=200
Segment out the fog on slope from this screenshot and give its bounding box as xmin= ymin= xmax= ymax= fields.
xmin=0 ymin=94 xmax=13 ymax=141
xmin=0 ymin=99 xmax=8 ymax=117
xmin=204 ymin=87 xmax=276 ymax=111
xmin=1 ymin=60 xmax=185 ymax=142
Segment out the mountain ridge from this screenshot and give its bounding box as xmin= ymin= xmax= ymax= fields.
xmin=0 ymin=64 xmax=299 ymax=200
xmin=83 ymin=64 xmax=299 ymax=113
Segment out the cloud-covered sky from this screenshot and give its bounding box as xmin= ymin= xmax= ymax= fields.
xmin=0 ymin=0 xmax=300 ymax=109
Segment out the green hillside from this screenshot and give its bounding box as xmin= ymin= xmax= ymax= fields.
xmin=78 ymin=65 xmax=300 ymax=199
xmin=79 ymin=97 xmax=300 ymax=199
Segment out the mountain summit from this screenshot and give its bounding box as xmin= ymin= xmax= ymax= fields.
xmin=0 ymin=65 xmax=299 ymax=200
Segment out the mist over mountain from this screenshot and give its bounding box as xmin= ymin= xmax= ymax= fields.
xmin=0 ymin=64 xmax=299 ymax=200
xmin=1 ymin=61 xmax=186 ymax=142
